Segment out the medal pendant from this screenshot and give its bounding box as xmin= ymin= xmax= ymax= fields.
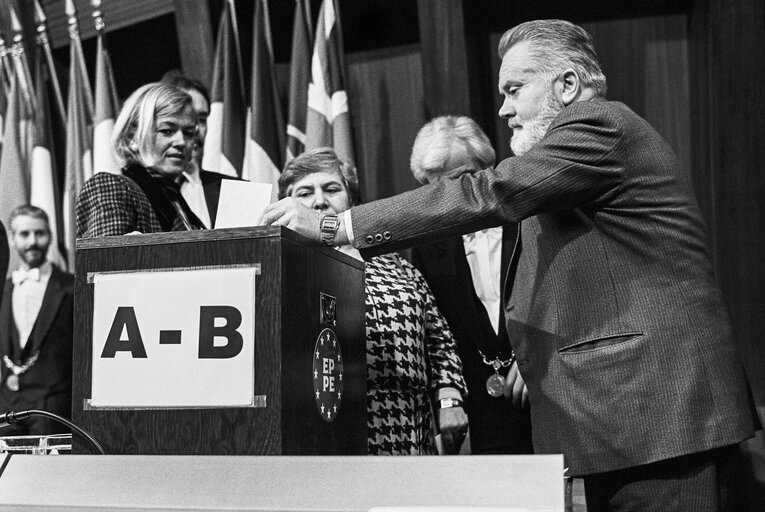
xmin=6 ymin=374 xmax=19 ymax=392
xmin=486 ymin=373 xmax=505 ymax=397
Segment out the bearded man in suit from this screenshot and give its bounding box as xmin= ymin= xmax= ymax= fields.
xmin=0 ymin=205 xmax=74 ymax=435
xmin=265 ymin=19 xmax=759 ymax=511
xmin=408 ymin=115 xmax=533 ymax=455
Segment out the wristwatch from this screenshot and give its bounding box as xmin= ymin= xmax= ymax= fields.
xmin=320 ymin=213 xmax=340 ymax=246
xmin=437 ymin=397 xmax=463 ymax=409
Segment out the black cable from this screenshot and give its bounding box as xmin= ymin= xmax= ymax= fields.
xmin=0 ymin=410 xmax=106 ymax=455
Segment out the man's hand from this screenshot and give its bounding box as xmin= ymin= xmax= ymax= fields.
xmin=261 ymin=198 xmax=324 ymax=243
xmin=504 ymin=360 xmax=529 ymax=408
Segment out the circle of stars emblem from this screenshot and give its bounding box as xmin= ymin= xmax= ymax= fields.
xmin=312 ymin=328 xmax=344 ymax=422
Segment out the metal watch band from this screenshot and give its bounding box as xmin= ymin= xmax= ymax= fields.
xmin=437 ymin=397 xmax=464 ymax=409
xmin=320 ymin=214 xmax=340 ymax=246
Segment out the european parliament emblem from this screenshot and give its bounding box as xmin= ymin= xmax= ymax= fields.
xmin=312 ymin=328 xmax=343 ymax=422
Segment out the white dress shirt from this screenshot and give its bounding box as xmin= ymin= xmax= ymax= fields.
xmin=462 ymin=227 xmax=503 ymax=335
xmin=179 ymin=171 xmax=212 ymax=229
xmin=11 ymin=261 xmax=52 ymax=350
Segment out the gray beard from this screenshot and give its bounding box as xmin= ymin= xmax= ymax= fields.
xmin=510 ymin=91 xmax=564 ymax=156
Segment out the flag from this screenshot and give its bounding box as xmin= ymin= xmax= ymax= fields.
xmin=285 ymin=0 xmax=313 ymax=163
xmin=0 ymin=60 xmax=7 ymax=154
xmin=203 ymin=0 xmax=246 ymax=178
xmin=31 ymin=52 xmax=66 ymax=269
xmin=305 ymin=0 xmax=355 ymax=165
xmin=242 ymin=0 xmax=285 ymax=200
xmin=63 ymin=13 xmax=94 ymax=270
xmin=0 ymin=74 xmax=34 ymax=275
xmin=93 ymin=30 xmax=121 ymax=174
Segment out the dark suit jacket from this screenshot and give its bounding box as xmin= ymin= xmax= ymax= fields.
xmin=199 ymin=169 xmax=240 ymax=228
xmin=411 ymin=225 xmax=533 ymax=454
xmin=349 ymin=99 xmax=756 ymax=475
xmin=0 ymin=265 xmax=74 ymax=435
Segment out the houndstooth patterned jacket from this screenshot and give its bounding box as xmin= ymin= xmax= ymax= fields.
xmin=365 ymin=252 xmax=466 ymax=455
xmin=76 ymin=171 xmax=163 ymax=238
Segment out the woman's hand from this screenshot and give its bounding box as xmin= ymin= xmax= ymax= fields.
xmin=436 ymin=393 xmax=469 ymax=454
xmin=438 ymin=407 xmax=469 ymax=454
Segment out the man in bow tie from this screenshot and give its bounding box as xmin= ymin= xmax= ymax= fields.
xmin=0 ymin=205 xmax=74 ymax=435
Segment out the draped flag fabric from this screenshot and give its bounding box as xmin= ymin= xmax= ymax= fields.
xmin=63 ymin=27 xmax=94 ymax=270
xmin=0 ymin=66 xmax=6 ymax=154
xmin=31 ymin=54 xmax=66 ymax=269
xmin=0 ymin=74 xmax=34 ymax=275
xmin=305 ymin=0 xmax=355 ymax=165
xmin=242 ymin=0 xmax=285 ymax=200
xmin=93 ymin=32 xmax=121 ymax=174
xmin=286 ymin=0 xmax=313 ymax=163
xmin=203 ymin=0 xmax=246 ymax=178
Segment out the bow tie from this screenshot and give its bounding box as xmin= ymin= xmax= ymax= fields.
xmin=11 ymin=268 xmax=41 ymax=285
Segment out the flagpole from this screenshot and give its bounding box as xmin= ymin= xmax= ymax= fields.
xmin=0 ymin=33 xmax=12 ymax=93
xmin=8 ymin=5 xmax=36 ymax=114
xmin=32 ymin=0 xmax=66 ymax=125
xmin=65 ymin=0 xmax=94 ymax=113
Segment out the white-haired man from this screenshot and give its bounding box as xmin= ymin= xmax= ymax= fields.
xmin=265 ymin=19 xmax=758 ymax=510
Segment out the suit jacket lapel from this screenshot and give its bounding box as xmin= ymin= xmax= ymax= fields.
xmin=25 ymin=267 xmax=66 ymax=355
xmin=0 ymin=279 xmax=13 ymax=360
xmin=202 ymin=176 xmax=223 ymax=229
xmin=498 ymin=224 xmax=518 ymax=347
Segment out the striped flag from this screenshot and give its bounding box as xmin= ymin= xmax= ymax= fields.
xmin=285 ymin=0 xmax=313 ymax=163
xmin=0 ymin=58 xmax=6 ymax=154
xmin=242 ymin=0 xmax=285 ymax=200
xmin=93 ymin=22 xmax=121 ymax=174
xmin=63 ymin=5 xmax=94 ymax=270
xmin=305 ymin=0 xmax=355 ymax=165
xmin=31 ymin=52 xmax=66 ymax=269
xmin=0 ymin=74 xmax=34 ymax=275
xmin=203 ymin=0 xmax=246 ymax=178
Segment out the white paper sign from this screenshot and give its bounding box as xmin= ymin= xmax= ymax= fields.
xmin=90 ymin=267 xmax=258 ymax=408
xmin=214 ymin=180 xmax=273 ymax=228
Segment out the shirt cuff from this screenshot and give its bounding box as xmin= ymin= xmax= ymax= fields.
xmin=343 ymin=210 xmax=355 ymax=245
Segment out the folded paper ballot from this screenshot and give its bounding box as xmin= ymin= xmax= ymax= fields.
xmin=214 ymin=180 xmax=273 ymax=228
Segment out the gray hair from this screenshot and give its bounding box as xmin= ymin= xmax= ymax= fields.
xmin=279 ymin=147 xmax=361 ymax=206
xmin=409 ymin=116 xmax=495 ymax=184
xmin=111 ymin=82 xmax=194 ymax=168
xmin=497 ymin=19 xmax=607 ymax=97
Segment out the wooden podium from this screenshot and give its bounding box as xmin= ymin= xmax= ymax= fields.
xmin=72 ymin=227 xmax=367 ymax=455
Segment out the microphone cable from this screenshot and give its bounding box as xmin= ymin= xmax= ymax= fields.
xmin=0 ymin=410 xmax=105 ymax=455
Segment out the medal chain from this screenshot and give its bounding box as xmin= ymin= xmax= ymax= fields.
xmin=477 ymin=349 xmax=515 ymax=369
xmin=3 ymin=353 xmax=39 ymax=376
